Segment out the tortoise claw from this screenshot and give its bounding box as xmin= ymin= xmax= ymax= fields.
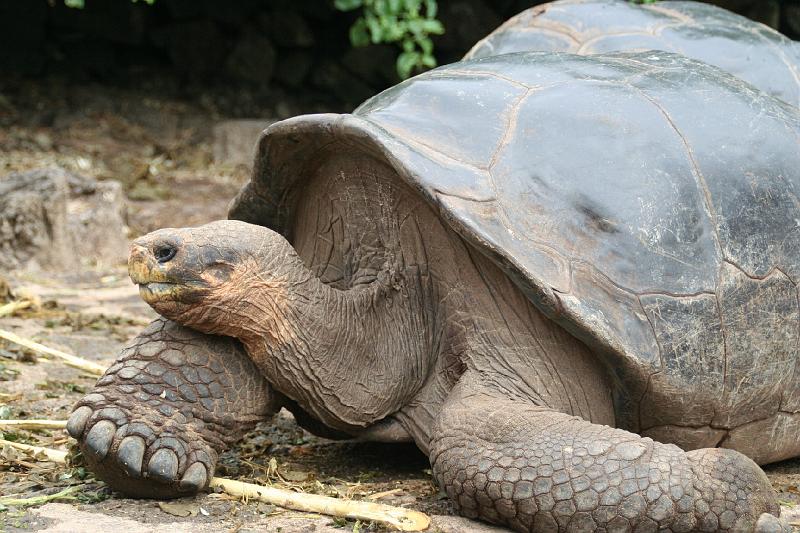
xmin=84 ymin=420 xmax=116 ymax=460
xmin=117 ymin=435 xmax=146 ymax=478
xmin=179 ymin=462 xmax=208 ymax=492
xmin=66 ymin=406 xmax=92 ymax=438
xmin=147 ymin=448 xmax=179 ymax=482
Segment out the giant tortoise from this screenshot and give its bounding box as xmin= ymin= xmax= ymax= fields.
xmin=466 ymin=0 xmax=800 ymax=107
xmin=68 ymin=51 xmax=800 ymax=532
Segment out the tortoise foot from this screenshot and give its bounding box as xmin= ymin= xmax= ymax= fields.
xmin=432 ymin=374 xmax=783 ymax=532
xmin=69 ymin=390 xmax=217 ymax=498
xmin=68 ymin=318 xmax=280 ymax=499
xmin=688 ymin=448 xmax=782 ymax=532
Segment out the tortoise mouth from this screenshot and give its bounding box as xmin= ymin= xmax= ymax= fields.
xmin=138 ymin=281 xmax=179 ymax=301
xmin=136 ymin=279 xmax=209 ymax=304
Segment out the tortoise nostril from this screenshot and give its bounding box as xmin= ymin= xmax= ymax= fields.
xmin=154 ymin=244 xmax=177 ymax=264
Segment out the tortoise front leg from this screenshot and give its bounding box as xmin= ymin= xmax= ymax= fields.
xmin=67 ymin=318 xmax=281 ymax=499
xmin=431 ymin=374 xmax=784 ymax=532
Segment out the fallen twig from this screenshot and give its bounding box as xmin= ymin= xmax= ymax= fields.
xmin=0 ymin=419 xmax=68 ymax=430
xmin=0 ymin=438 xmax=69 ymax=462
xmin=366 ymin=488 xmax=404 ymax=500
xmin=0 ymin=438 xmax=430 ymax=531
xmin=209 ymin=477 xmax=430 ymax=531
xmin=0 ymin=299 xmax=32 ymax=318
xmin=0 ymin=328 xmax=105 ymax=376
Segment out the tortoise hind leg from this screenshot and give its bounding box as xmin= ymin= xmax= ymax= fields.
xmin=67 ymin=318 xmax=282 ymax=498
xmin=430 ymin=373 xmax=785 ymax=532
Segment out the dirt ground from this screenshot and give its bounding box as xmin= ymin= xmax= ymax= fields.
xmin=1 ymin=82 xmax=800 ymax=532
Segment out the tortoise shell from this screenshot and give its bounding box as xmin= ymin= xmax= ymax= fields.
xmin=230 ymin=51 xmax=800 ymax=450
xmin=465 ymin=0 xmax=800 ymax=106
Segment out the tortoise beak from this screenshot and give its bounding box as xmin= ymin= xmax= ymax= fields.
xmin=129 ymin=242 xmax=181 ymax=302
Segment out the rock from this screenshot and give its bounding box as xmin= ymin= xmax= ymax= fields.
xmin=0 ymin=0 xmax=46 ymax=76
xmin=225 ymin=32 xmax=277 ymax=85
xmin=0 ymin=168 xmax=73 ymax=272
xmin=261 ymin=10 xmax=315 ymax=48
xmin=206 ymin=0 xmax=261 ymax=26
xmin=785 ymin=4 xmax=800 ymax=38
xmin=153 ymin=20 xmax=226 ymax=77
xmin=312 ymin=61 xmax=376 ymax=107
xmin=704 ymin=0 xmax=782 ymax=28
xmin=434 ymin=0 xmax=503 ymax=57
xmin=0 ymin=168 xmax=128 ymax=272
xmin=66 ymin=174 xmax=129 ymax=270
xmin=49 ymin=0 xmax=147 ymax=46
xmin=213 ymin=119 xmax=277 ymax=168
xmin=341 ymin=45 xmax=400 ymax=88
xmin=273 ymin=49 xmax=314 ymax=88
xmin=705 ymin=0 xmax=761 ymax=13
xmin=746 ymin=0 xmax=780 ymax=29
xmin=161 ymin=0 xmax=205 ymax=20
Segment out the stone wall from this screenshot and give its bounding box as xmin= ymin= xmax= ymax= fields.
xmin=0 ymin=0 xmax=795 ymax=113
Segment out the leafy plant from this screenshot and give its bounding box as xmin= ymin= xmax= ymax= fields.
xmin=335 ymin=0 xmax=445 ymax=79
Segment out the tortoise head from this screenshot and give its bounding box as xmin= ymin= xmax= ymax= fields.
xmin=129 ymin=219 xmax=301 ymax=336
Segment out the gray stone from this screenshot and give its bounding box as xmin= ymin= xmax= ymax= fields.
xmin=225 ymin=33 xmax=276 ymax=85
xmin=67 ymin=174 xmax=129 ymax=269
xmin=273 ymin=49 xmax=314 ymax=88
xmin=212 ymin=119 xmax=277 ymax=168
xmin=262 ymin=10 xmax=315 ymax=48
xmin=0 ymin=167 xmax=128 ymax=272
xmin=785 ymin=4 xmax=800 ymax=37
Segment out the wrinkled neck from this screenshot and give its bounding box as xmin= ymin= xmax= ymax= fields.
xmin=236 ymin=263 xmax=432 ymax=433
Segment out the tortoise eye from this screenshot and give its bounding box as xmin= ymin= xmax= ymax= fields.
xmin=154 ymin=244 xmax=177 ymax=264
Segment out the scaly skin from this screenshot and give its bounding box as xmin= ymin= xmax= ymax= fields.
xmin=68 ymin=318 xmax=280 ymax=498
xmin=431 ymin=374 xmax=784 ymax=533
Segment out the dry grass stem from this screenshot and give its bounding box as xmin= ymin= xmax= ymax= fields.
xmin=0 ymin=419 xmax=68 ymax=430
xmin=0 ymin=328 xmax=105 ymax=375
xmin=0 ymin=299 xmax=33 ymax=318
xmin=0 ymin=438 xmax=69 ymax=462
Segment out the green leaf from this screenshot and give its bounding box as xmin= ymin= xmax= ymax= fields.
xmin=407 ymin=19 xmax=424 ymax=37
xmin=383 ymin=18 xmax=406 ymax=41
xmin=64 ymin=0 xmax=85 ymax=8
xmin=418 ymin=36 xmax=433 ymax=55
xmin=349 ymin=18 xmax=371 ymax=47
xmin=420 ymin=19 xmax=444 ymax=34
xmin=334 ymin=0 xmax=363 ymax=11
xmin=342 ymin=0 xmax=441 ymax=79
xmin=406 ymin=0 xmax=422 ymax=15
xmin=373 ymin=0 xmax=389 ymax=16
xmin=424 ymin=0 xmax=437 ymax=18
xmin=397 ymin=50 xmax=420 ymax=79
xmin=365 ymin=13 xmax=384 ymax=43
